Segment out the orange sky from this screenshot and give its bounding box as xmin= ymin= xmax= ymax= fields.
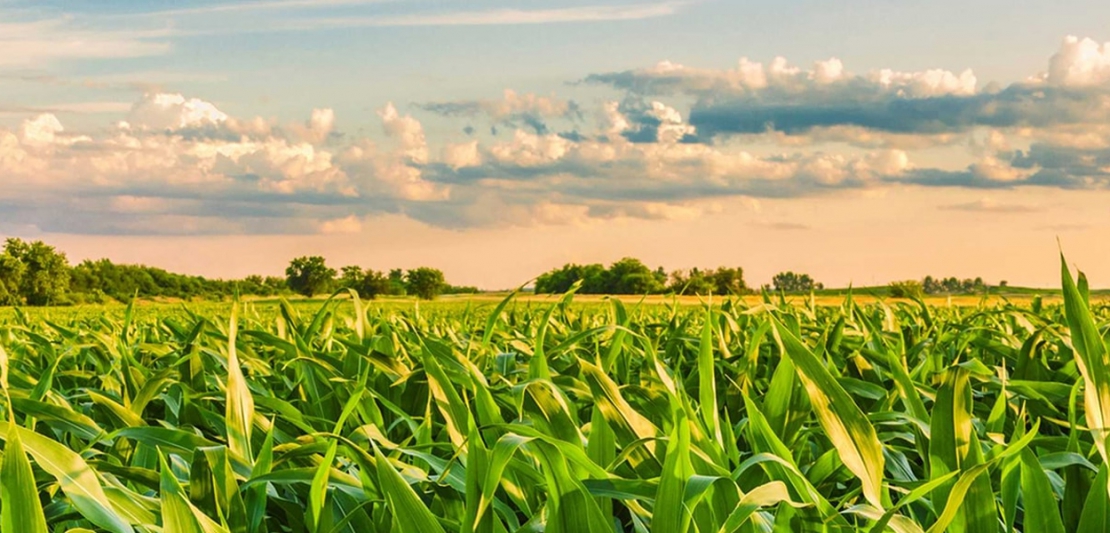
xmin=30 ymin=186 xmax=1108 ymax=290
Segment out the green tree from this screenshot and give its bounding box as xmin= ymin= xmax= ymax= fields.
xmin=285 ymin=256 xmax=336 ymax=297
xmin=710 ymin=267 xmax=747 ymax=295
xmin=387 ymin=269 xmax=407 ymax=296
xmin=0 ymin=248 xmax=26 ymax=305
xmin=4 ymin=239 xmax=70 ymax=306
xmin=670 ymin=268 xmax=715 ymax=295
xmin=771 ymin=271 xmax=822 ymax=293
xmin=339 ymin=266 xmax=365 ymax=291
xmin=405 ymin=267 xmax=446 ymax=300
xmin=605 ymin=258 xmax=662 ymax=294
xmin=340 ymin=266 xmax=391 ymax=299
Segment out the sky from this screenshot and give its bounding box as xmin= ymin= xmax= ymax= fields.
xmin=3 ymin=0 xmax=1110 ymax=289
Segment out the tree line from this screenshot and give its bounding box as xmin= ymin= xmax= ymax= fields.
xmin=0 ymin=238 xmax=475 ymax=306
xmin=284 ymin=255 xmax=477 ymax=300
xmin=2 ymin=237 xmax=1004 ymax=307
xmin=532 ymin=258 xmax=825 ymax=295
xmin=889 ymin=276 xmax=995 ymax=298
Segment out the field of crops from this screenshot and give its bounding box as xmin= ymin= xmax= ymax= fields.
xmin=2 ymin=258 xmax=1110 ymax=532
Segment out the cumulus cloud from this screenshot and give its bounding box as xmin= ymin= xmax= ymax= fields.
xmin=1045 ymin=36 xmax=1110 ymax=86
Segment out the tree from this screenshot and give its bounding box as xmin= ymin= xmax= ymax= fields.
xmin=340 ymin=266 xmax=391 ymax=299
xmin=921 ymin=275 xmax=988 ymax=295
xmin=405 ymin=267 xmax=445 ymax=300
xmin=772 ymin=271 xmax=822 ymax=293
xmin=4 ymin=239 xmax=70 ymax=306
xmin=605 ymin=258 xmax=662 ymax=294
xmin=387 ymin=269 xmax=407 ymax=296
xmin=0 ymin=247 xmax=26 ymax=305
xmin=710 ymin=267 xmax=747 ymax=295
xmin=670 ymin=268 xmax=715 ymax=295
xmin=285 ymin=256 xmax=336 ymax=297
xmin=534 ymin=264 xmax=585 ymax=294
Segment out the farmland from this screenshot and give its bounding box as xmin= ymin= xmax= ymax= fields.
xmin=1 ymin=259 xmax=1110 ymax=532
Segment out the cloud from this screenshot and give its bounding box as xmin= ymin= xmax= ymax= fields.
xmin=940 ymin=198 xmax=1041 ymax=213
xmin=7 ymin=36 xmax=1110 ymax=237
xmin=125 ymin=2 xmax=689 ymax=35
xmin=352 ymin=2 xmax=688 ymax=27
xmin=1045 ymin=36 xmax=1110 ymax=86
xmin=584 ymin=36 xmax=1110 ymax=143
xmin=419 ymin=90 xmax=580 ymax=135
xmin=0 ymin=16 xmax=170 ymax=68
xmin=608 ymin=98 xmax=698 ymax=143
xmin=0 ymin=90 xmax=913 ymax=235
xmin=122 ymin=0 xmax=398 ymax=18
xmin=126 ymin=93 xmax=230 ymax=131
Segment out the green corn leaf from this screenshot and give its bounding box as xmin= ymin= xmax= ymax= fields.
xmin=1077 ymin=465 xmax=1110 ymax=533
xmin=1 ymin=425 xmax=49 ymax=533
xmin=771 ymin=316 xmax=887 ymax=509
xmin=225 ymin=303 xmax=255 ymax=464
xmin=1020 ymin=449 xmax=1066 ymax=533
xmin=0 ymin=422 xmax=133 ymax=533
xmin=373 ymin=445 xmax=445 ymax=533
xmin=159 ymin=451 xmax=230 ymax=533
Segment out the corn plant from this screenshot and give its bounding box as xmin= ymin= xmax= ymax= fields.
xmin=0 ymin=257 xmax=1108 ymax=532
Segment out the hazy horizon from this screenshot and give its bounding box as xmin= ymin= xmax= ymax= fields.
xmin=3 ymin=0 xmax=1110 ymax=289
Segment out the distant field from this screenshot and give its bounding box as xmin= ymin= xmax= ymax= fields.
xmin=0 ymin=287 xmax=1094 ymax=322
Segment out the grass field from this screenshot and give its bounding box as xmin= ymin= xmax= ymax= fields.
xmin=2 ymin=262 xmax=1110 ymax=532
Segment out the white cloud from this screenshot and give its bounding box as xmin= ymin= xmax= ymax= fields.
xmin=443 ymin=141 xmax=482 ymax=170
xmin=871 ymin=68 xmax=977 ymax=97
xmin=1046 ymin=36 xmax=1110 ymax=86
xmin=378 ymin=103 xmax=428 ymax=163
xmin=20 ymin=115 xmax=66 ymax=147
xmin=129 ymin=93 xmax=229 ymax=131
xmin=318 ymin=215 xmax=364 ymax=234
xmin=489 ymin=130 xmax=572 ymax=166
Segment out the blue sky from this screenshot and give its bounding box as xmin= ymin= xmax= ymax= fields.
xmin=3 ymin=0 xmax=1110 ymax=287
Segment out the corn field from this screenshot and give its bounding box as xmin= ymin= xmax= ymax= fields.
xmin=1 ymin=257 xmax=1110 ymax=532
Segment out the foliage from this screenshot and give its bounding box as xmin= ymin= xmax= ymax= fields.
xmin=670 ymin=266 xmax=748 ymax=295
xmin=0 ymin=256 xmax=1108 ymax=532
xmin=0 ymin=239 xmax=70 ymax=306
xmin=0 ymin=249 xmax=25 ymax=306
xmin=923 ymin=275 xmax=987 ymax=294
xmin=770 ymin=270 xmax=823 ymax=292
xmin=888 ymin=279 xmax=925 ymax=298
xmin=535 ymin=259 xmax=746 ymax=295
xmin=71 ymin=259 xmax=287 ymax=302
xmin=404 ymin=267 xmax=446 ymax=300
xmin=284 ymin=256 xmax=337 ymax=297
xmin=442 ymin=284 xmax=480 ymax=295
xmin=339 ymin=266 xmax=392 ymax=299
xmin=387 ymin=269 xmax=407 ymax=296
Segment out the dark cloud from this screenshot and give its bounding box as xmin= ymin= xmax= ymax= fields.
xmin=687 ymin=85 xmax=1110 ymax=139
